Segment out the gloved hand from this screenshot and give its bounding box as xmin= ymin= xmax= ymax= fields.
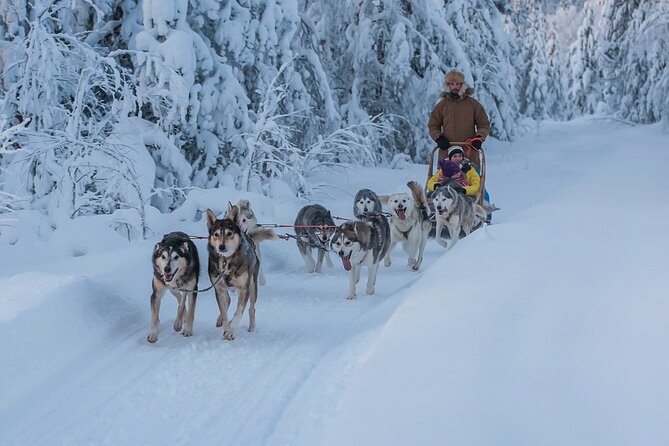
xmin=468 ymin=137 xmax=484 ymax=150
xmin=436 ymin=135 xmax=450 ymax=151
xmin=461 ymin=162 xmax=472 ymax=173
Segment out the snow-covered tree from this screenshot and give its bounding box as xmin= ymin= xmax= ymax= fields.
xmin=545 ymin=27 xmax=567 ymax=119
xmin=567 ymin=2 xmax=602 ymax=116
xmin=0 ymin=1 xmax=151 ymax=235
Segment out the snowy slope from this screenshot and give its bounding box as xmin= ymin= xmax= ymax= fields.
xmin=1 ymin=119 xmax=668 ymax=446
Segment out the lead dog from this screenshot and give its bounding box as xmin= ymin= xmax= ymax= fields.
xmin=294 ymin=204 xmax=335 ymax=273
xmin=148 ymin=231 xmax=200 ymax=343
xmin=224 ymin=199 xmax=266 ymax=285
xmin=207 ymin=207 xmax=276 ymax=340
xmin=384 ymin=181 xmax=432 ymax=271
xmin=432 ymin=184 xmax=488 ymax=249
xmin=331 ymin=212 xmax=391 ymax=299
xmin=353 ymin=188 xmax=382 ymax=217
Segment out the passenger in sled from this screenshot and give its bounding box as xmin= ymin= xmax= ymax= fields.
xmin=426 ymin=146 xmax=480 ymax=198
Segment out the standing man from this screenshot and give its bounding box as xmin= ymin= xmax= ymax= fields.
xmin=427 ymin=70 xmax=490 ymax=170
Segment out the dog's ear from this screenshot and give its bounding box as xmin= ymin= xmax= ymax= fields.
xmin=181 ymin=241 xmax=190 ymax=252
xmin=206 ymin=209 xmax=218 ymax=230
xmin=354 ymin=221 xmax=372 ymax=246
xmin=227 ymin=204 xmax=240 ymax=223
xmin=153 ymin=242 xmax=162 ymax=255
xmin=238 ymin=199 xmax=250 ymax=210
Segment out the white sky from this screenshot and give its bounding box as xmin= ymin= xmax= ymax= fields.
xmin=1 ymin=117 xmax=668 ymax=446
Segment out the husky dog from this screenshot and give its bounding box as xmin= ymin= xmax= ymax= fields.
xmin=353 ymin=188 xmax=382 ymax=218
xmin=207 ymin=208 xmax=277 ymax=340
xmin=432 ymin=184 xmax=487 ymax=249
xmin=224 ymin=199 xmax=266 ymax=286
xmin=331 ymin=213 xmax=391 ymax=299
xmin=384 ymin=181 xmax=432 ymax=271
xmin=148 ymin=231 xmax=200 ymax=343
xmin=294 ymin=204 xmax=335 ymax=273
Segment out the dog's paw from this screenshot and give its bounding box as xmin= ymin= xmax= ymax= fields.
xmin=181 ymin=328 xmax=193 ymax=337
xmin=436 ymin=238 xmax=448 ymax=248
xmin=346 ymin=295 xmax=357 ymax=300
xmin=173 ymin=321 xmax=183 ymax=332
xmin=216 ymin=315 xmax=224 ymax=327
xmin=410 ymin=261 xmax=420 ymax=272
xmin=223 ymin=329 xmax=235 ymax=340
xmin=147 ymin=333 xmax=158 ymax=343
xmin=366 ymin=287 xmax=375 ymax=295
xmin=384 ymin=257 xmax=391 ymax=267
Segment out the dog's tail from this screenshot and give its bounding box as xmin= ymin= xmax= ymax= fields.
xmin=407 ymin=180 xmax=430 ymax=217
xmin=482 ymin=203 xmax=501 ymax=214
xmin=249 ymin=227 xmax=278 ymax=244
xmin=473 ymin=204 xmax=488 ymax=222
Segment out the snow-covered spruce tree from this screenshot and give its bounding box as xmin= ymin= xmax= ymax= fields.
xmin=598 ymin=0 xmax=642 ymax=112
xmin=616 ymin=0 xmax=669 ymax=125
xmin=566 ymin=1 xmax=602 ymax=117
xmin=524 ymin=16 xmax=550 ymax=120
xmin=545 ymin=26 xmax=567 ymax=119
xmin=0 ymin=2 xmax=152 ymax=236
xmin=506 ymin=0 xmax=536 ymax=116
xmin=131 ymin=0 xmax=201 ymax=210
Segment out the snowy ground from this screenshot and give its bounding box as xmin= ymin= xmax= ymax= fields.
xmin=1 ymin=118 xmax=668 ymax=446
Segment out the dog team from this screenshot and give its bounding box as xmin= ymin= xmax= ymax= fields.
xmin=148 ymin=180 xmax=489 ymax=343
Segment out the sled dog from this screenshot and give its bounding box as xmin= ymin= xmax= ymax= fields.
xmin=207 ymin=208 xmax=276 ymax=340
xmin=294 ymin=204 xmax=335 ymax=273
xmin=384 ymin=181 xmax=432 ymax=271
xmin=432 ymin=184 xmax=487 ymax=249
xmin=331 ymin=213 xmax=391 ymax=299
xmin=353 ymin=188 xmax=382 ymax=218
xmin=224 ymin=199 xmax=267 ymax=286
xmin=148 ymin=231 xmax=200 ymax=343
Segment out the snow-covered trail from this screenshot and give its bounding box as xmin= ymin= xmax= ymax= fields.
xmin=0 ymin=163 xmax=442 ymax=446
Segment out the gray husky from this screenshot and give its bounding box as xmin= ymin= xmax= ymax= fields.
xmin=384 ymin=181 xmax=432 ymax=271
xmin=432 ymin=184 xmax=487 ymax=249
xmin=331 ymin=213 xmax=391 ymax=299
xmin=207 ymin=208 xmax=276 ymax=340
xmin=148 ymin=231 xmax=200 ymax=343
xmin=353 ymin=188 xmax=382 ymax=217
xmin=294 ymin=204 xmax=335 ymax=273
xmin=224 ymin=199 xmax=266 ymax=285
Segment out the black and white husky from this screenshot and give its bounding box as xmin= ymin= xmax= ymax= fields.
xmin=207 ymin=208 xmax=276 ymax=340
xmin=148 ymin=231 xmax=200 ymax=343
xmin=331 ymin=213 xmax=391 ymax=299
xmin=432 ymin=184 xmax=487 ymax=249
xmin=294 ymin=204 xmax=335 ymax=273
xmin=384 ymin=181 xmax=432 ymax=271
xmin=353 ymin=188 xmax=382 ymax=217
xmin=224 ymin=199 xmax=266 ymax=285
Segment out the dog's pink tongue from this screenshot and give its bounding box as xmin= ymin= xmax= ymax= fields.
xmin=341 ymin=255 xmax=352 ymax=271
xmin=397 ymin=209 xmax=406 ymax=220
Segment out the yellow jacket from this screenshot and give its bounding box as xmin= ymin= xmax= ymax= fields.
xmin=427 ymin=166 xmax=481 ymax=196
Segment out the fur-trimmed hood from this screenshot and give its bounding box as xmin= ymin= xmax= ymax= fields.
xmin=440 ymin=82 xmax=475 ymax=99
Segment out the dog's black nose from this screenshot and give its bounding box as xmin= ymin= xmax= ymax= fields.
xmin=164 ymin=265 xmax=171 ymax=273
xmin=338 ymin=250 xmax=344 ymax=256
xmin=218 ymin=244 xmax=225 ymax=251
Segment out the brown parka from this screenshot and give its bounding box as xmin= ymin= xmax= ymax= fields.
xmin=427 ymin=86 xmax=490 ymax=169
